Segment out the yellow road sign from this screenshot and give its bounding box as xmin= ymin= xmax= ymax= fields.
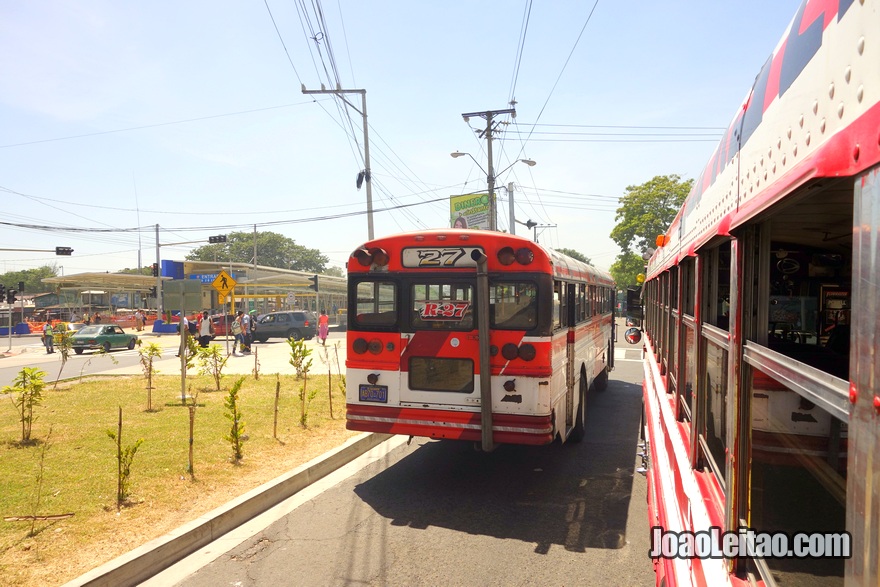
xmin=212 ymin=270 xmax=237 ymax=296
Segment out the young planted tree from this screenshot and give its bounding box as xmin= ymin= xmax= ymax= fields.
xmin=5 ymin=366 xmax=47 ymax=444
xmin=224 ymin=377 xmax=247 ymax=462
xmin=298 ymin=359 xmax=317 ymax=428
xmin=106 ymin=407 xmax=144 ymax=509
xmin=287 ymin=338 xmax=313 ymax=379
xmin=138 ymin=342 xmax=163 ymax=411
xmin=186 ymin=390 xmax=200 ymax=479
xmin=196 ymin=344 xmax=229 ymax=391
xmin=273 ymin=374 xmax=281 ymax=440
xmin=52 ymin=330 xmax=73 ymax=390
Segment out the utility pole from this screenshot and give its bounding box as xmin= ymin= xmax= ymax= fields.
xmin=155 ymin=224 xmax=162 ymax=320
xmin=302 ymin=85 xmax=374 ymax=240
xmin=461 ymin=108 xmax=515 ymax=231
xmin=507 ymin=182 xmax=515 ymax=235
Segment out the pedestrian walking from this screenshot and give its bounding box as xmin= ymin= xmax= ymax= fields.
xmin=318 ymin=309 xmax=330 ymax=345
xmin=197 ymin=310 xmax=213 ymax=348
xmin=240 ymin=310 xmax=252 ymax=354
xmin=231 ymin=312 xmax=243 ymax=354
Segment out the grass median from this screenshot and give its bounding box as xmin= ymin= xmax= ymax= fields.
xmin=1 ymin=370 xmax=356 ymax=587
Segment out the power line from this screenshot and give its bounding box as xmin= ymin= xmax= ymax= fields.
xmin=0 ymin=102 xmax=316 ymax=149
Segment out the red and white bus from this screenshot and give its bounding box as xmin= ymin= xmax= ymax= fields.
xmin=628 ymin=1 xmax=880 ymax=585
xmin=345 ymin=229 xmax=615 ymax=450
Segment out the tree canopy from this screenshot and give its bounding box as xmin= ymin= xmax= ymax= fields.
xmin=555 ymin=247 xmax=592 ymax=266
xmin=609 ymin=174 xmax=692 ymax=256
xmin=0 ymin=265 xmax=59 ymax=295
xmin=609 ymin=251 xmax=645 ymax=288
xmin=186 ymin=231 xmax=328 ymax=273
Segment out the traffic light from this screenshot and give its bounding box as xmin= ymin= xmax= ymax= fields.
xmin=0 ymin=285 xmax=5 ymax=301
xmin=55 ymin=246 xmax=73 ymax=256
xmin=7 ymin=289 xmax=17 ymax=304
xmin=209 ymin=235 xmax=227 ymax=244
xmin=18 ymin=281 xmax=24 ymax=292
xmin=308 ymin=275 xmax=319 ymax=292
xmin=151 ymin=263 xmax=159 ymax=277
xmin=149 ymin=286 xmax=157 ymax=297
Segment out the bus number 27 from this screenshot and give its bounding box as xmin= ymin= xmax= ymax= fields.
xmin=417 ymin=248 xmax=467 ymax=267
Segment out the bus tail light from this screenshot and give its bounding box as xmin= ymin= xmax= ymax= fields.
xmin=515 ymin=247 xmax=534 ymax=265
xmin=352 ymin=338 xmax=369 ymax=354
xmin=353 ymin=247 xmax=390 ymax=267
xmin=367 ymin=373 xmax=380 ymax=385
xmin=367 ymin=338 xmax=383 ymax=354
xmin=497 ymin=247 xmax=516 ymax=266
xmin=503 ymin=380 xmax=516 ymax=392
xmin=500 ymin=343 xmax=536 ymax=361
xmin=518 ymin=343 xmax=536 ymax=361
xmin=501 ymin=343 xmax=519 ymax=360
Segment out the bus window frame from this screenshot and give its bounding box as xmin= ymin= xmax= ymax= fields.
xmin=349 ymin=278 xmax=399 ymax=331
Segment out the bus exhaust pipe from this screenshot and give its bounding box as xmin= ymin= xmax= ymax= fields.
xmin=472 ymin=248 xmax=495 ymax=453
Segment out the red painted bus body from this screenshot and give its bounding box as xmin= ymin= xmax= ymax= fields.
xmin=345 ymin=229 xmax=614 ymax=447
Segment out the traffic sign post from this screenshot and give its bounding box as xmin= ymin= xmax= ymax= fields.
xmin=212 ymin=270 xmax=237 ymax=298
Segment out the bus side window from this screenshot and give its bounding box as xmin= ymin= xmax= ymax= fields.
xmin=553 ymin=282 xmax=562 ymax=330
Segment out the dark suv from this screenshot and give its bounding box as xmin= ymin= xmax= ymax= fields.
xmin=253 ymin=311 xmax=317 ymax=342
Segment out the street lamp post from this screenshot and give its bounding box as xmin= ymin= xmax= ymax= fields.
xmin=302 ymin=85 xmax=374 ymax=240
xmin=451 ymin=153 xmax=535 ymax=231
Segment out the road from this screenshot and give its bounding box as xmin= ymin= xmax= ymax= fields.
xmin=142 ymin=344 xmax=653 ymax=586
xmin=0 ymin=330 xmax=348 ymax=388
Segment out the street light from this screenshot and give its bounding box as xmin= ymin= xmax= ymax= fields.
xmin=450 ymin=152 xmax=536 ymax=231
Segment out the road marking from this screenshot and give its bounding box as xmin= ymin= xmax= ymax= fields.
xmin=615 ymin=346 xmax=644 ymax=362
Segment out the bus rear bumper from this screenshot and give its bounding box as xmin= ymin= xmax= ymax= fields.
xmin=346 ymin=404 xmax=554 ymax=446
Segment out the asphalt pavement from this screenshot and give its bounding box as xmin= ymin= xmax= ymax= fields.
xmin=0 ymin=329 xmax=347 ymax=385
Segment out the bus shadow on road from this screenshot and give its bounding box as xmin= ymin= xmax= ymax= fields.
xmin=353 ymin=377 xmax=644 ymax=554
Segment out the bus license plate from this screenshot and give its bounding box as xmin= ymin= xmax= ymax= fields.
xmin=359 ymin=384 xmax=388 ymax=403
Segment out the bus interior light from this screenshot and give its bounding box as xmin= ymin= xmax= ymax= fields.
xmin=497 ymin=247 xmax=516 ymax=266
xmin=515 ymin=248 xmax=535 ymax=265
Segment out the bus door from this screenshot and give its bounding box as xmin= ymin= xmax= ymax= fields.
xmin=398 ymin=280 xmax=480 ymax=407
xmin=565 ymin=282 xmax=577 ymax=430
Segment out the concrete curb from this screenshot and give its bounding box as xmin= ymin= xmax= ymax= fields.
xmin=63 ymin=432 xmax=391 ymax=587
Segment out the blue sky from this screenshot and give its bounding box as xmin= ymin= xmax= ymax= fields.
xmin=0 ymin=0 xmax=803 ymax=276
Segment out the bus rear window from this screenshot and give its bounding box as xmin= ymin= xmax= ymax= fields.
xmin=491 ymin=281 xmax=538 ymax=330
xmin=354 ymin=281 xmax=397 ymax=327
xmin=411 ymin=283 xmax=474 ymax=330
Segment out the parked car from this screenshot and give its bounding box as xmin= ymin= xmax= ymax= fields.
xmin=209 ymin=314 xmax=237 ymax=338
xmin=71 ymin=325 xmax=139 ymax=354
xmin=253 ymin=311 xmax=317 ymax=342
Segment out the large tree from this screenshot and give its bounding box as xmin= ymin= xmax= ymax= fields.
xmin=610 ymin=174 xmax=692 ymax=257
xmin=186 ymin=231 xmax=328 ymax=273
xmin=555 ymin=247 xmax=592 ymax=265
xmin=0 ymin=265 xmax=58 ymax=295
xmin=609 ymin=251 xmax=645 ymax=288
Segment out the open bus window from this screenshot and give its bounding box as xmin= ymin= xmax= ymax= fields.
xmin=749 ymin=384 xmax=846 ymax=584
xmin=490 ymin=281 xmax=537 ymax=330
xmin=411 ymin=282 xmax=473 ymax=330
xmin=354 ymin=281 xmax=397 ymax=327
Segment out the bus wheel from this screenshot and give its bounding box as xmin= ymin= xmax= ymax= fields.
xmin=570 ymin=376 xmax=587 ymax=443
xmin=595 ymin=366 xmax=609 ymax=391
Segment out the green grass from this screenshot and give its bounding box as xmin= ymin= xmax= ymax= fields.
xmin=0 ymin=370 xmax=353 ymax=587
